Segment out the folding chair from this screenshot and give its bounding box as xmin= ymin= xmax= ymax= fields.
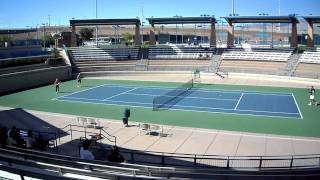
xmin=139 ymin=124 xmax=151 ymax=135
xmin=150 ymin=125 xmax=163 ymax=136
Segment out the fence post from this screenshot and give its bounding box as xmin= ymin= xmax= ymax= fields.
xmin=70 ymin=124 xmax=73 ymax=140
xmin=161 ymin=153 xmax=165 ymax=166
xmin=259 ymin=156 xmax=262 ymax=169
xmin=194 ymin=155 xmax=197 ymax=167
xmin=131 ymin=150 xmax=134 ymax=162
xmin=290 ymin=156 xmax=294 ymax=168
xmin=58 ymin=130 xmax=61 ymax=144
xmin=227 ymin=156 xmax=230 ymax=168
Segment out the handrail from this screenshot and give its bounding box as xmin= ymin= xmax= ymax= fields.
xmin=57 ymin=125 xmax=320 ymax=169
xmin=58 ymin=124 xmax=116 ymax=146
xmin=0 ymin=147 xmax=175 ymax=178
xmin=0 ymin=149 xmax=144 ymax=179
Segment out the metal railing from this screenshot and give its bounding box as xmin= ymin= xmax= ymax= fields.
xmin=117 ymin=149 xmax=320 ymax=170
xmin=57 ymin=124 xmax=320 ymax=170
xmin=58 ymin=124 xmax=116 ymax=146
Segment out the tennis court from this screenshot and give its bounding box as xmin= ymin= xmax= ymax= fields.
xmin=55 ymin=83 xmax=302 ymax=119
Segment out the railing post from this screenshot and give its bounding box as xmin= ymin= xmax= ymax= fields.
xmin=194 ymin=155 xmax=197 ymax=167
xmin=259 ymin=156 xmax=262 ymax=169
xmin=227 ymin=156 xmax=230 ymax=168
xmin=132 ymin=170 xmax=136 ymax=177
xmin=131 ymin=150 xmax=134 ymax=162
xmin=161 ymin=153 xmax=165 ymax=166
xmin=70 ymin=124 xmax=73 ymax=140
xmin=290 ymin=156 xmax=294 ymax=168
xmin=58 ymin=130 xmax=61 ymax=144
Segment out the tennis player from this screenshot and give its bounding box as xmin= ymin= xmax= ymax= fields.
xmin=308 ymin=86 xmax=316 ymax=106
xmin=54 ymin=78 xmax=60 ymax=93
xmin=77 ymin=73 xmax=82 ymax=87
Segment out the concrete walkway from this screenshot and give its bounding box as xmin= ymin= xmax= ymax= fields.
xmin=1 ymin=106 xmax=320 ymax=158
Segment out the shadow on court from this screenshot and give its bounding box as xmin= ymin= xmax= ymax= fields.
xmin=0 ymin=108 xmax=68 ymax=138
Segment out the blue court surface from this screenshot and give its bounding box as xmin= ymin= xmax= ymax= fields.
xmin=55 ymin=84 xmax=302 ymax=119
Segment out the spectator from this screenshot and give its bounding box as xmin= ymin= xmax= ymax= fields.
xmin=107 ymin=146 xmax=125 ymax=163
xmin=0 ymin=127 xmax=7 ymax=147
xmin=7 ymin=126 xmax=17 ymax=146
xmin=80 ymin=139 xmax=95 ymax=160
xmin=34 ymin=134 xmax=48 ymax=150
xmin=24 ymin=130 xmax=35 ymax=149
xmin=14 ymin=128 xmax=26 ymax=148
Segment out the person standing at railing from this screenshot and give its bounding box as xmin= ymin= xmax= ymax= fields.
xmin=80 ymin=139 xmax=95 ymax=160
xmin=24 ymin=130 xmax=35 ymax=149
xmin=107 ymin=146 xmax=125 ymax=163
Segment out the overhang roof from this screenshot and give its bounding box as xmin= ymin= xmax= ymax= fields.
xmin=302 ymin=16 xmax=320 ymax=23
xmin=70 ymin=19 xmax=141 ymax=26
xmin=223 ymin=16 xmax=299 ymax=24
xmin=0 ymin=29 xmax=37 ymax=34
xmin=147 ymin=17 xmax=216 ymax=25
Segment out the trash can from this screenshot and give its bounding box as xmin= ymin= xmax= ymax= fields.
xmin=122 ymin=117 xmax=128 ymax=126
xmin=123 ymin=108 xmax=130 ymax=126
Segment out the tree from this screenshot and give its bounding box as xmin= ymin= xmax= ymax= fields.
xmin=0 ymin=35 xmax=13 ymax=47
xmin=123 ymin=32 xmax=134 ymax=44
xmin=41 ymin=34 xmax=55 ymax=47
xmin=79 ymin=28 xmax=94 ymax=41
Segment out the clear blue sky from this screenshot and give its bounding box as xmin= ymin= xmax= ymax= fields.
xmin=0 ymin=0 xmax=319 ymax=28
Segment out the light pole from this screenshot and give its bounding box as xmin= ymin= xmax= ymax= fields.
xmin=95 ymin=0 xmax=98 ymax=47
xmin=271 ymin=23 xmax=273 ymax=48
xmin=173 ymin=15 xmax=179 ymax=44
xmin=41 ymin=23 xmax=47 ymax=49
xmin=141 ymin=7 xmax=144 ymax=44
xmin=181 ymin=24 xmax=184 ymax=44
xmin=258 ymin=13 xmax=268 ymax=45
xmin=26 ymin=26 xmax=30 ymax=46
xmin=232 ymin=0 xmax=235 ymax=16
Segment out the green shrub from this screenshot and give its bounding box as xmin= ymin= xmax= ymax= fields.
xmin=0 ymin=56 xmax=48 ymax=68
xmin=45 ymin=58 xmax=63 ymax=65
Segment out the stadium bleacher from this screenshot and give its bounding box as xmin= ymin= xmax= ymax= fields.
xmin=299 ymin=48 xmax=320 ymax=64
xmin=149 ymin=45 xmax=215 ymax=60
xmin=1 ymin=146 xmax=320 ymax=179
xmin=221 ymin=48 xmax=293 ymax=62
xmin=69 ymin=47 xmax=139 ymax=61
xmin=0 ymin=46 xmax=50 ymax=60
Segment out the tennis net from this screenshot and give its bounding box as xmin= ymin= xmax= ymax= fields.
xmin=153 ymin=79 xmax=193 ymax=111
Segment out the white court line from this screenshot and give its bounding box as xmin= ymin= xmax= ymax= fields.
xmin=292 ymin=93 xmax=303 ymax=119
xmin=58 ymin=97 xmax=298 ymax=117
xmin=51 ymin=84 xmax=107 ymax=100
xmin=73 ymin=83 xmax=290 ymax=102
xmin=56 ymin=97 xmax=301 ymax=119
xmin=102 ymin=87 xmax=138 ymax=101
xmin=53 ymin=83 xmax=291 ymax=102
xmin=90 ymin=83 xmax=292 ymax=96
xmin=234 ymin=93 xmax=244 ymax=110
xmin=125 ymin=92 xmax=239 ymax=101
xmin=58 ymin=96 xmax=103 ymax=101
